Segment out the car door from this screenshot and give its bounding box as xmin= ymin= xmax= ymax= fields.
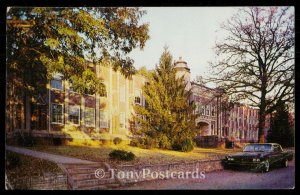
xmin=276 ymin=144 xmax=286 ymax=162
xmin=271 ymin=145 xmax=282 ymax=165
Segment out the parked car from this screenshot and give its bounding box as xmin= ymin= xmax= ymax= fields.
xmin=222 ymin=143 xmax=293 ymax=172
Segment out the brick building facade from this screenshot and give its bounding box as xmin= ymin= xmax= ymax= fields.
xmin=174 ymin=57 xmax=259 ymax=142
xmin=6 ymin=57 xmax=261 ymax=142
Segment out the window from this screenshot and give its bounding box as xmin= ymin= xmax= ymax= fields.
xmin=134 ymin=89 xmax=142 ymax=105
xmin=195 ymin=104 xmax=200 ymax=114
xmin=273 ymin=145 xmax=282 ymax=152
xmin=212 ymin=106 xmax=216 ymax=116
xmin=120 ymin=112 xmax=125 ymax=129
xmin=52 ymin=104 xmax=63 ymax=124
xmin=51 ymin=79 xmax=63 ymax=90
xmin=205 ymin=105 xmax=210 ymax=116
xmin=200 ymin=106 xmax=205 ymax=115
xmin=84 ymin=108 xmax=95 ymax=127
xmin=135 ymin=96 xmax=141 ymax=105
xmin=278 ymin=145 xmax=283 ymax=152
xmin=69 ymin=105 xmax=80 ymax=125
xmin=100 ymin=111 xmax=108 ymax=128
xmin=120 ymin=85 xmax=125 ymax=102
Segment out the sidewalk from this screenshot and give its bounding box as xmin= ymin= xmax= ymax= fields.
xmin=6 ymin=145 xmax=96 ymax=164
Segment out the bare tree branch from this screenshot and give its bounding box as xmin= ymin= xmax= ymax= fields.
xmin=201 ymin=7 xmax=294 ymax=143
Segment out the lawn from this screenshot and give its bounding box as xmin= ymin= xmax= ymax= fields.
xmin=28 ymin=143 xmax=242 ymax=166
xmin=5 ymin=151 xmax=63 ymax=189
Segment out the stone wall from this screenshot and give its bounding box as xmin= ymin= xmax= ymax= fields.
xmin=10 ymin=173 xmax=67 ymax=190
xmin=112 ymin=159 xmax=223 ymax=184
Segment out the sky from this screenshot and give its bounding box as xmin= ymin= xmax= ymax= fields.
xmin=128 ymin=7 xmax=238 ymax=81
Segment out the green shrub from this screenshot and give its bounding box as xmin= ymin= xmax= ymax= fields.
xmin=130 ymin=138 xmax=140 ymax=147
xmin=82 ymin=140 xmax=92 ymax=146
xmin=144 ymin=137 xmax=159 ymax=149
xmin=172 ymin=139 xmax=194 ymax=152
xmin=113 ymin=137 xmax=122 ymax=145
xmin=130 ymin=137 xmax=157 ymax=149
xmin=109 ymin=150 xmax=135 ymax=161
xmin=158 ymin=134 xmax=172 ymax=149
xmin=62 ymin=124 xmax=80 ymax=132
xmin=100 ymin=139 xmax=111 ymax=145
xmin=6 ymin=151 xmax=21 ymax=170
xmin=181 ymin=139 xmax=194 ymax=152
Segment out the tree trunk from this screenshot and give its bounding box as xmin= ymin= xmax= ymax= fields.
xmin=25 ymin=94 xmax=31 ymax=131
xmin=258 ymin=72 xmax=267 ymax=143
xmin=6 ymin=83 xmax=13 ymax=132
xmin=258 ymin=98 xmax=266 ymax=143
xmin=258 ymin=112 xmax=266 ymax=143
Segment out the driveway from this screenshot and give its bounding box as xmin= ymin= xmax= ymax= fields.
xmin=119 ymin=159 xmax=295 ymax=190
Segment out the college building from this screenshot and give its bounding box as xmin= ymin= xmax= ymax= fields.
xmin=174 ymin=57 xmax=259 ymax=143
xmin=6 ymin=57 xmax=261 ymax=143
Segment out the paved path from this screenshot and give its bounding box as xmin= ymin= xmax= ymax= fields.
xmin=119 ymin=159 xmax=295 ymax=190
xmin=6 ymin=145 xmax=96 ymax=164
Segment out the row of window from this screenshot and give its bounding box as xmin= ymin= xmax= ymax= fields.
xmin=228 ymin=128 xmax=258 ymax=139
xmin=51 ymin=79 xmax=86 ymax=94
xmin=195 ymin=104 xmax=216 ymax=116
xmin=51 ymin=79 xmax=78 ymax=94
xmin=52 ymin=104 xmax=113 ymax=128
xmin=51 ymin=79 xmax=143 ymax=106
xmin=230 ymin=111 xmax=258 ymax=118
xmin=228 ymin=115 xmax=258 ymax=125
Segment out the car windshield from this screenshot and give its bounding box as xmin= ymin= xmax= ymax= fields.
xmin=243 ymin=144 xmax=272 ymax=152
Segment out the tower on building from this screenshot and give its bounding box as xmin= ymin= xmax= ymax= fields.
xmin=174 ymin=57 xmax=191 ymax=90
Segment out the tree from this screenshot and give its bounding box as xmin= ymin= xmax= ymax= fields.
xmin=131 ymin=47 xmax=198 ymax=152
xmin=7 ymin=7 xmax=149 ymax=95
xmin=205 ymin=7 xmax=294 ymax=143
xmin=6 ymin=7 xmax=149 ymax=131
xmin=267 ymin=101 xmax=294 ymax=147
xmin=136 ymin=66 xmax=154 ymax=78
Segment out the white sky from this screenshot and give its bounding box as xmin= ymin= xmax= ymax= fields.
xmin=128 ymin=7 xmax=239 ymax=81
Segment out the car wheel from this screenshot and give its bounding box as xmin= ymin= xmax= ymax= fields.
xmin=262 ymin=160 xmax=270 ymax=173
xmin=282 ymin=159 xmax=288 ymax=168
xmin=223 ymin=164 xmax=230 ymax=170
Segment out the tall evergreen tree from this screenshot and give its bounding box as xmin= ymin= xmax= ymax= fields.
xmin=131 ymin=48 xmax=198 ymax=152
xmin=267 ymin=100 xmax=294 ymax=147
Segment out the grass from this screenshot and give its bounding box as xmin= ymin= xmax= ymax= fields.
xmin=28 ymin=143 xmax=242 ymax=166
xmin=9 ymin=128 xmax=243 ymax=166
xmin=5 ymin=151 xmax=63 ymax=189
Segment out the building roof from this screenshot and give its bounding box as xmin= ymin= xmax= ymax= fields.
xmin=174 ymin=57 xmax=190 ymax=71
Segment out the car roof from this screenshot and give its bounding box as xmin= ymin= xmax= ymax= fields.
xmin=246 ymin=143 xmax=279 ymax=146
